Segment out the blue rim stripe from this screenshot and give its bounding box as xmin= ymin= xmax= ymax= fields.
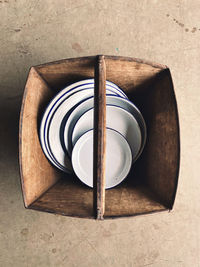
xmin=42 ymin=88 xmax=121 ymax=171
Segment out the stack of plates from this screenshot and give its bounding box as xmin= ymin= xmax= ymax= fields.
xmin=40 ymin=79 xmax=146 ymax=189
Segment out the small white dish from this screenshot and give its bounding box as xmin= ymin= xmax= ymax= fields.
xmin=65 ymin=95 xmax=146 ymax=163
xmin=71 ymin=128 xmax=132 ymax=189
xmin=40 ymin=81 xmax=123 ymax=172
xmin=71 ymin=105 xmax=142 ymax=161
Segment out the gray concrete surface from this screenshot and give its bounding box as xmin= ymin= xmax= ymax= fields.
xmin=0 ymin=1 xmax=200 ymax=266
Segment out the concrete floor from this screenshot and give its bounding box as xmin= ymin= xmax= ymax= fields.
xmin=0 ymin=0 xmax=200 ymax=266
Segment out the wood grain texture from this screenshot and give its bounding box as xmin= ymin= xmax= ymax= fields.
xmin=20 ymin=55 xmax=180 ymax=217
xmin=35 ymin=57 xmax=96 ymax=90
xmin=139 ymin=69 xmax=180 ymax=208
xmin=93 ymin=55 xmax=106 ymax=220
xmin=19 ymin=67 xmax=60 ymax=207
xmin=105 ymin=56 xmax=163 ymax=93
xmin=30 ymin=178 xmax=166 ymax=218
xmin=35 ymin=56 xmax=162 ymax=92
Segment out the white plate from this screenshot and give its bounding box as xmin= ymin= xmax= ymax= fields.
xmin=64 ymin=95 xmax=146 ymax=163
xmin=72 ymin=128 xmax=132 ymax=189
xmin=40 ymin=82 xmax=123 ymax=172
xmin=47 ymin=90 xmax=118 ymax=172
xmin=71 ymin=105 xmax=141 ymax=161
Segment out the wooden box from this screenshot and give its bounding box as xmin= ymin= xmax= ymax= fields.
xmin=19 ymin=55 xmax=180 ymax=219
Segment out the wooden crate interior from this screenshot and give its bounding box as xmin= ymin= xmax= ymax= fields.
xmin=19 ymin=56 xmax=179 ymax=218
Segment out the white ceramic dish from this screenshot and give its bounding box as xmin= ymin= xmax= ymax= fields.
xmin=71 ymin=128 xmax=132 ymax=189
xmin=71 ymin=105 xmax=142 ymax=161
xmin=64 ymin=95 xmax=146 ymax=163
xmin=40 ymin=82 xmax=123 ymax=172
xmin=47 ymin=90 xmax=118 ymax=172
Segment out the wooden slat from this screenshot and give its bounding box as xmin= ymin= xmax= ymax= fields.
xmin=19 ymin=67 xmax=60 ymax=207
xmin=30 ymin=179 xmax=166 ymax=218
xmin=141 ymin=69 xmax=180 ymax=208
xmin=93 ymin=55 xmax=106 ymax=220
xmin=35 ymin=55 xmax=162 ymax=91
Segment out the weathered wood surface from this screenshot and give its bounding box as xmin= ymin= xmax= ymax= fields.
xmin=140 ymin=69 xmax=180 ymax=208
xmin=30 ymin=178 xmax=166 ymax=218
xmin=19 ymin=67 xmax=60 ymax=207
xmin=93 ymin=55 xmax=106 ymax=220
xmin=20 ymin=55 xmax=179 ymax=217
xmin=35 ymin=56 xmax=163 ymax=91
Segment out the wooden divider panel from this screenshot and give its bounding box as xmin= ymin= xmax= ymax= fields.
xmin=93 ymin=56 xmax=106 ymax=220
